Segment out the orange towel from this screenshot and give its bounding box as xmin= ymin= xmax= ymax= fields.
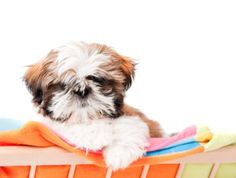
xmin=0 ymin=121 xmax=204 ymax=178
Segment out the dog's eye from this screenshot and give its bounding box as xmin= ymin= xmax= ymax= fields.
xmin=86 ymin=75 xmax=105 ymax=85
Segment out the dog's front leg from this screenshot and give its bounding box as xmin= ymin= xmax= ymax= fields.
xmin=103 ymin=116 xmax=150 ymax=170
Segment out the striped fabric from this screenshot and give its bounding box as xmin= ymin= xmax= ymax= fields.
xmin=0 ymin=119 xmax=236 ymax=166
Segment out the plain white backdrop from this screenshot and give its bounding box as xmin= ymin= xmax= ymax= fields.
xmin=0 ymin=0 xmax=236 ymax=133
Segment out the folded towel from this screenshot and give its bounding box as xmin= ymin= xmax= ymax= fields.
xmin=0 ymin=119 xmax=236 ymax=166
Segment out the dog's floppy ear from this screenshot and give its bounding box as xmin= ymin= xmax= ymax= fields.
xmin=24 ymin=62 xmax=45 ymax=105
xmin=89 ymin=43 xmax=136 ymax=90
xmin=119 ymin=56 xmax=136 ymax=90
xmin=23 ymin=51 xmax=57 ymax=105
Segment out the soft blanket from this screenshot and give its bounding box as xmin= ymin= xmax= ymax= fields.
xmin=0 ymin=119 xmax=236 ymax=178
xmin=1 ymin=120 xmax=236 ymax=165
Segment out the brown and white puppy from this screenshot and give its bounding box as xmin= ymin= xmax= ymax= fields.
xmin=24 ymin=42 xmax=162 ymax=170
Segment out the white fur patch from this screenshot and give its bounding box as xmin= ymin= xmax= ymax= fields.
xmin=48 ymin=90 xmax=74 ymax=121
xmin=103 ymin=116 xmax=150 ymax=170
xmin=43 ymin=118 xmax=113 ymax=151
xmin=43 ymin=116 xmax=150 ymax=170
xmin=54 ymin=42 xmax=111 ymax=78
xmin=48 ymin=87 xmax=116 ymax=124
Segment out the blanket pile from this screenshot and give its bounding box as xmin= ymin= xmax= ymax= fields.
xmin=0 ymin=120 xmax=236 ymax=165
xmin=0 ymin=119 xmax=236 ymax=178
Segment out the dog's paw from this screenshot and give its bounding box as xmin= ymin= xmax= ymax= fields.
xmin=103 ymin=145 xmax=146 ymax=171
xmin=67 ymin=132 xmax=109 ymax=151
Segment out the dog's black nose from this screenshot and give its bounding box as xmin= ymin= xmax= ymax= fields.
xmin=76 ymin=87 xmax=91 ymax=98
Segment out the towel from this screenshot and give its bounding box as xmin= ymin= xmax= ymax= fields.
xmin=0 ymin=119 xmax=236 ymax=178
xmin=1 ymin=120 xmax=236 ymax=165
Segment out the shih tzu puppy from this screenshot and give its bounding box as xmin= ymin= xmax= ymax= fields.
xmin=24 ymin=42 xmax=162 ymax=170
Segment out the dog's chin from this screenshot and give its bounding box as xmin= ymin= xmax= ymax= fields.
xmin=81 ymin=103 xmax=88 ymax=107
xmin=79 ymin=99 xmax=89 ymax=108
xmin=48 ymin=107 xmax=122 ymax=124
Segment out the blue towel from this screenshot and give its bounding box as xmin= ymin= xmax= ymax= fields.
xmin=0 ymin=118 xmax=24 ymax=131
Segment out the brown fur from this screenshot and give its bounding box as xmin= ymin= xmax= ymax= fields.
xmin=90 ymin=43 xmax=135 ymax=90
xmin=122 ymin=105 xmax=163 ymax=137
xmin=24 ymin=51 xmax=57 ymax=94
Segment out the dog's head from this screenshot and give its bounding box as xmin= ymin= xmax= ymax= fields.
xmin=24 ymin=42 xmax=135 ymax=123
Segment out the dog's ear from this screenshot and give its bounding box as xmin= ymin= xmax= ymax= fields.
xmin=89 ymin=43 xmax=136 ymax=90
xmin=24 ymin=62 xmax=44 ymax=105
xmin=23 ymin=51 xmax=57 ymax=105
xmin=119 ymin=56 xmax=136 ymax=90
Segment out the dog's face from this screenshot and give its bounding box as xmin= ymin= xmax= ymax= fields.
xmin=24 ymin=42 xmax=135 ymax=123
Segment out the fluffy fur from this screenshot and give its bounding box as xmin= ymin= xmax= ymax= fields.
xmin=24 ymin=41 xmax=162 ymax=170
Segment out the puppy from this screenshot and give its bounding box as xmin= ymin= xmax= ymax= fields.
xmin=24 ymin=42 xmax=162 ymax=170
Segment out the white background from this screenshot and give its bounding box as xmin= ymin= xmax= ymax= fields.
xmin=0 ymin=0 xmax=236 ymax=133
